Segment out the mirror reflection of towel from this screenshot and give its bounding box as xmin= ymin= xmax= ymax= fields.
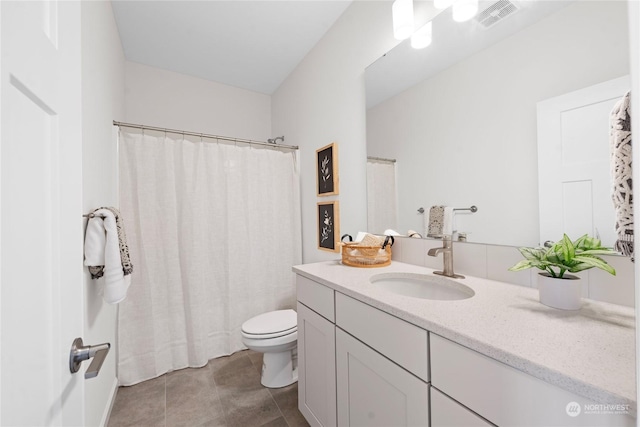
xmin=610 ymin=91 xmax=633 ymax=260
xmin=427 ymin=206 xmax=445 ymax=238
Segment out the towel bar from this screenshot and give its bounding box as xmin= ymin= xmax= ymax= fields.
xmin=417 ymin=205 xmax=478 ymax=214
xmin=454 ymin=205 xmax=478 ymax=213
xmin=83 ymin=213 xmax=106 ymax=219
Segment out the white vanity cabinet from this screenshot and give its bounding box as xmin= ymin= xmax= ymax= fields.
xmin=336 ymin=328 xmax=430 ymax=426
xmin=335 ymin=293 xmax=430 ymax=426
xmin=430 ymin=334 xmax=635 ymax=427
xmin=297 ymin=275 xmax=430 ymax=427
xmin=295 ymin=270 xmax=635 ymax=427
xmin=335 ymin=293 xmax=429 ymax=382
xmin=297 ymin=276 xmax=337 ymax=427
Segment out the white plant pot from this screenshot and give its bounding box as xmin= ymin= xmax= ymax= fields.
xmin=537 ymin=272 xmax=582 ymax=310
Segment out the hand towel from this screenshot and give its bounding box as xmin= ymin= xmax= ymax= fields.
xmin=442 ymin=207 xmax=455 ymax=236
xmin=426 ymin=205 xmax=445 ymax=238
xmin=84 ymin=207 xmax=133 ymax=303
xmin=102 ymin=207 xmax=134 ymax=276
xmin=84 ymin=215 xmax=106 ymax=279
xmin=383 ymin=229 xmax=401 ymax=236
xmin=407 ymin=230 xmax=422 ymax=238
xmin=610 ymin=91 xmax=633 ymax=259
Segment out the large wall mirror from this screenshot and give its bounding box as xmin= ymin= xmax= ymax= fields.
xmin=365 ymin=0 xmax=630 ymax=248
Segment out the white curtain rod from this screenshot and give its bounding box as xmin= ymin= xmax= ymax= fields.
xmin=113 ymin=121 xmax=299 ymax=151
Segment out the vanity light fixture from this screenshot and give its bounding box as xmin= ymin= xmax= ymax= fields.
xmin=452 ymin=0 xmax=479 ymax=22
xmin=392 ymin=0 xmax=414 ymax=40
xmin=411 ymin=21 xmax=433 ymax=49
xmin=434 ymin=0 xmax=454 ymax=9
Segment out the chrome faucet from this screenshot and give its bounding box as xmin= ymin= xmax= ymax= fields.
xmin=427 ymin=235 xmax=465 ymax=279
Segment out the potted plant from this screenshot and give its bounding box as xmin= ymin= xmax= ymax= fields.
xmin=509 ymin=234 xmax=616 ymax=310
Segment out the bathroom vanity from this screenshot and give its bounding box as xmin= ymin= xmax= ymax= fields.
xmin=294 ymin=261 xmax=636 ymax=427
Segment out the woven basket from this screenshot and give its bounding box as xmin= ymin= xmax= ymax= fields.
xmin=341 ymin=241 xmax=392 ymax=268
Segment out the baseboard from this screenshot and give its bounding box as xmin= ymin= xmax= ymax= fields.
xmin=100 ymin=377 xmax=119 ymax=427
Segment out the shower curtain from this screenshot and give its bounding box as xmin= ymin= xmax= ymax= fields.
xmin=117 ymin=128 xmax=302 ymax=385
xmin=367 ymin=160 xmax=398 ymax=234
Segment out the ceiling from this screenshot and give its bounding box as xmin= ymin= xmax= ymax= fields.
xmin=111 ymin=1 xmax=353 ymax=95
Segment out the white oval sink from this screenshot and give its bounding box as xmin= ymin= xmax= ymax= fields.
xmin=370 ymin=273 xmax=474 ymax=301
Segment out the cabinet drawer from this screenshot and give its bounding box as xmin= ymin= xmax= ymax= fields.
xmin=430 ymin=334 xmax=635 ymax=427
xmin=431 ymin=387 xmax=494 ymax=427
xmin=335 ymin=292 xmax=429 ymax=382
xmin=297 ymin=275 xmax=335 ymax=322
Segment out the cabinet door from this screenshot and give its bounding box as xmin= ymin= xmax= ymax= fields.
xmin=298 ymin=302 xmax=337 ymax=427
xmin=336 ymin=328 xmax=429 ymax=427
xmin=431 ymin=387 xmax=494 ymax=427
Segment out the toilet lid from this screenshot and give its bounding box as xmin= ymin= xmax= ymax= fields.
xmin=241 ymin=309 xmax=297 ymax=336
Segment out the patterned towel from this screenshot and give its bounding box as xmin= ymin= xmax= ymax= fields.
xmin=87 ymin=207 xmax=133 ymax=278
xmin=610 ymin=91 xmax=633 ymax=260
xmin=427 ymin=205 xmax=445 ymax=238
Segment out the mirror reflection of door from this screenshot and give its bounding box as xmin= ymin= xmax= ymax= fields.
xmin=537 ymin=75 xmax=630 ymax=247
xmin=367 ymin=158 xmax=398 ymax=235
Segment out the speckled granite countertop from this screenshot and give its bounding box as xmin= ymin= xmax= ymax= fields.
xmin=293 ymin=260 xmax=636 ymax=413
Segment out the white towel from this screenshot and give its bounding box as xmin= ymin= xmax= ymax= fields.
xmin=84 ymin=208 xmax=131 ymax=304
xmin=84 ymin=217 xmax=106 ymax=270
xmin=354 ymin=231 xmax=368 ymax=243
xmin=406 ymin=230 xmax=422 ymax=238
xmin=442 ymin=207 xmax=455 ymax=236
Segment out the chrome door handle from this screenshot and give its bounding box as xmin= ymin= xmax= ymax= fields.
xmin=69 ymin=337 xmax=111 ymax=379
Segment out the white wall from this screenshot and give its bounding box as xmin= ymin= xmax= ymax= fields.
xmin=272 ymin=1 xmax=398 ymax=263
xmin=125 ymin=61 xmax=271 ymax=141
xmin=367 ymin=1 xmax=629 ymax=247
xmin=81 ymin=2 xmax=125 ymax=425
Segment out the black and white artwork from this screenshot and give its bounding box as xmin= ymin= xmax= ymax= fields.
xmin=318 ymin=201 xmax=339 ymax=252
xmin=316 ymin=142 xmax=338 ymax=196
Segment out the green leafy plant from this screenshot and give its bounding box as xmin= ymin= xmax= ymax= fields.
xmin=509 ymin=234 xmax=616 ymax=279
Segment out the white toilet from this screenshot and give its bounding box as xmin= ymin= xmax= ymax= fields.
xmin=241 ymin=309 xmax=298 ymax=388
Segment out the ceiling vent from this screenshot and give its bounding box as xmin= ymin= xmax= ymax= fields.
xmin=475 ymin=0 xmax=519 ymax=29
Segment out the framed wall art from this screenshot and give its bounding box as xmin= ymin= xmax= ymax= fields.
xmin=318 ymin=201 xmax=340 ymax=252
xmin=316 ymin=142 xmax=339 ymax=196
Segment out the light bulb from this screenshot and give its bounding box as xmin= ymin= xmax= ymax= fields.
xmin=411 ymin=21 xmax=432 ymax=49
xmin=392 ymin=0 xmax=414 ymax=40
xmin=434 ymin=0 xmax=453 ymax=9
xmin=452 ymin=0 xmax=478 ymax=22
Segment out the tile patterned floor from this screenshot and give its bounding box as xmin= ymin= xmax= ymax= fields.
xmin=108 ymin=350 xmax=309 ymax=427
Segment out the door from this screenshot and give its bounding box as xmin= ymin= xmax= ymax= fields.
xmin=537 ymin=75 xmax=631 ymax=246
xmin=1 ymin=1 xmax=84 ymax=425
xmin=336 ymin=328 xmax=429 ymax=427
xmin=431 ymin=387 xmax=494 ymax=427
xmin=297 ymin=302 xmax=337 ymax=427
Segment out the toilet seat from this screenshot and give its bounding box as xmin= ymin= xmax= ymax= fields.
xmin=241 ymin=309 xmax=297 ymax=339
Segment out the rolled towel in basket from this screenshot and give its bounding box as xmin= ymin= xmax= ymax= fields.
xmin=359 ymin=233 xmax=384 ymax=256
